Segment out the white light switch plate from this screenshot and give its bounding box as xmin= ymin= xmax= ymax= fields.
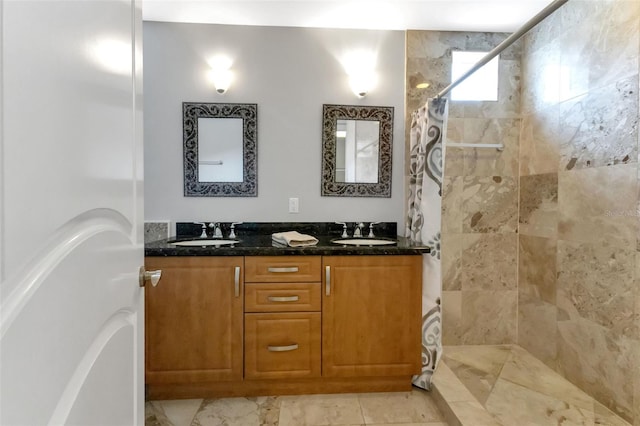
xmin=288 ymin=197 xmax=299 ymax=213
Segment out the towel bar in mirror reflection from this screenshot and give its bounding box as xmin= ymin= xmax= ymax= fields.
xmin=321 ymin=104 xmax=393 ymax=197
xmin=183 ymin=102 xmax=258 ymax=197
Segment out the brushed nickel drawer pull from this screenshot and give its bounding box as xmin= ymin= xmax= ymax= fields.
xmin=267 ymin=344 xmax=299 ymax=352
xmin=267 ymin=266 xmax=299 ymax=273
xmin=325 ymin=265 xmax=331 ymax=296
xmin=267 ymin=295 xmax=300 ymax=302
xmin=234 ymin=266 xmax=240 ymax=297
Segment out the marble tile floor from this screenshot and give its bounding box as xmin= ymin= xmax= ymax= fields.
xmin=145 ymin=389 xmax=448 ymax=426
xmin=432 ymin=345 xmax=632 ymax=426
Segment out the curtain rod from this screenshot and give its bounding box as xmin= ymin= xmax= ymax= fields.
xmin=436 ymin=0 xmax=569 ymax=100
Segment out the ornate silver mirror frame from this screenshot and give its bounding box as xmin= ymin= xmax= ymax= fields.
xmin=321 ymin=104 xmax=393 ymax=197
xmin=183 ymin=102 xmax=258 ymax=197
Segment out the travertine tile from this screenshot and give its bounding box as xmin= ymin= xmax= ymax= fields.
xmin=432 ymin=361 xmax=478 ymax=403
xmin=442 ymin=346 xmax=511 ymax=404
xmin=146 ymin=399 xmax=203 ymax=426
xmin=441 ymin=233 xmax=462 ymax=291
xmin=558 ymin=76 xmax=639 ymax=171
xmin=442 ymin=177 xmax=463 ymax=233
xmin=521 ymin=38 xmax=561 ymax=115
xmin=558 ymin=164 xmax=638 ymax=250
xmin=461 ymin=176 xmax=518 ymax=233
xmin=594 ymin=401 xmax=633 ymax=426
xmin=518 ymin=235 xmax=557 ymax=304
xmin=557 ymin=317 xmax=635 ymax=422
xmin=358 ymin=390 xmax=444 ymax=424
xmin=460 ymin=291 xmax=517 ymax=345
xmin=501 ymin=346 xmax=592 ymax=410
xmin=277 ymin=393 xmax=363 ymax=426
xmin=519 ymin=173 xmax=558 ymax=238
xmin=485 ymin=379 xmax=595 ymax=426
xmin=517 ymin=296 xmax=558 ymax=370
xmin=461 ymin=233 xmax=517 ymax=291
xmin=193 ymin=396 xmax=279 ymax=426
xmin=462 ymin=119 xmax=520 ymax=177
xmin=519 ymin=107 xmax=560 ymax=176
xmin=442 ymin=291 xmax=463 ymax=345
xmin=556 ymin=240 xmax=636 ymax=336
xmin=447 ymin=401 xmax=503 ymax=426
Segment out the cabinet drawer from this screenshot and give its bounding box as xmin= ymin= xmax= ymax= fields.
xmin=245 ymin=312 xmax=321 ymax=380
xmin=245 ymin=256 xmax=321 ymax=282
xmin=245 ymin=283 xmax=321 ymax=312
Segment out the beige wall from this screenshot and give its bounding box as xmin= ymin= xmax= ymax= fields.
xmin=406 ymin=31 xmax=522 ymax=345
xmin=518 ymin=0 xmax=639 ymax=422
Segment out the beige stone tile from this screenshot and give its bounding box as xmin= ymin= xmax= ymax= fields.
xmin=461 ymin=176 xmax=518 ymax=233
xmin=461 ymin=233 xmax=517 ymax=291
xmin=442 ymin=177 xmax=463 ymax=233
xmin=364 ymin=423 xmax=449 ymax=426
xmin=193 ymin=397 xmax=279 ymax=426
xmin=460 ymin=291 xmax=517 ymax=345
xmin=278 ymin=393 xmax=364 ymax=426
xmin=500 ymin=346 xmax=592 ymax=410
xmin=443 ymin=345 xmax=511 ymax=378
xmin=432 ymin=361 xmax=477 ymax=403
xmin=558 ymin=164 xmax=638 ymax=250
xmin=462 ymin=119 xmax=520 ymax=177
xmin=519 ymin=173 xmax=558 ymax=238
xmin=594 ymin=400 xmax=632 ymax=426
xmin=147 ymin=399 xmax=203 ymax=426
xmin=519 ymin=108 xmax=560 ymax=176
xmin=558 ymin=77 xmax=638 ymax=171
xmin=484 ymin=379 xmax=595 ymax=426
xmin=441 ymin=233 xmax=462 ymax=291
xmin=358 ymin=390 xmax=444 ymax=424
xmin=517 ymin=297 xmax=558 ymax=370
xmin=441 ymin=291 xmax=463 ymax=346
xmin=145 ymin=401 xmax=173 ymax=426
xmin=557 ymin=317 xmax=635 ymax=422
xmin=518 ymin=235 xmax=557 ymax=304
xmin=447 ymin=400 xmax=503 ymax=426
xmin=556 ymin=240 xmax=636 ymax=337
xmin=521 ymin=38 xmax=561 ymax=115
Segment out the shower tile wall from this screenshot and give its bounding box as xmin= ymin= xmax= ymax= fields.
xmin=518 ymin=0 xmax=640 ymax=423
xmin=405 ymin=31 xmax=522 ymax=345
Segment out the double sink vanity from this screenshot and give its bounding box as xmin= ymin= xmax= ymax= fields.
xmin=144 ymin=222 xmax=429 ymax=399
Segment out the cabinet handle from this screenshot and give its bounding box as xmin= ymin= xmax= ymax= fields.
xmin=325 ymin=265 xmax=331 ymax=296
xmin=234 ymin=266 xmax=240 ymax=297
xmin=267 ymin=295 xmax=299 ymax=302
xmin=267 ymin=266 xmax=299 ymax=273
xmin=267 ymin=344 xmax=299 ymax=352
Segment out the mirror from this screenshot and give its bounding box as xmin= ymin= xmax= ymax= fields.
xmin=183 ymin=102 xmax=257 ymax=196
xmin=322 ymin=104 xmax=393 ymax=197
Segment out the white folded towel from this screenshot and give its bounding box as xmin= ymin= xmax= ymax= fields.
xmin=272 ymin=231 xmax=319 ymax=247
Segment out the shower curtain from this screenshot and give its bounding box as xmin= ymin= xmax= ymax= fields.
xmin=406 ymin=97 xmax=448 ymax=390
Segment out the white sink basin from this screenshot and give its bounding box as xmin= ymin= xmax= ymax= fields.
xmin=170 ymin=239 xmax=240 ymax=247
xmin=331 ymin=238 xmax=397 ymax=246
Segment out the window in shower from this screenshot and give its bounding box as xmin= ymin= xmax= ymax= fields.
xmin=451 ymin=51 xmax=499 ymax=101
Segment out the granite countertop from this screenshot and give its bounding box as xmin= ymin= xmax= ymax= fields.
xmin=144 ymin=222 xmax=431 ymax=257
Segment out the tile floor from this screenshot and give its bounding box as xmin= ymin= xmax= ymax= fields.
xmin=146 ymin=344 xmax=633 ymax=426
xmin=433 ymin=345 xmax=632 ymax=426
xmin=145 ymin=389 xmax=448 ymax=426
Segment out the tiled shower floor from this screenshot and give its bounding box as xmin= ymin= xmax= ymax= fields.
xmin=432 ymin=345 xmax=631 ymax=426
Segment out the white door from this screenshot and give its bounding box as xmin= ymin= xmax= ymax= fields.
xmin=0 ymin=0 xmax=144 ymax=425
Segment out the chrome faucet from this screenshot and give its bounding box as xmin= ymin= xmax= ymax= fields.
xmin=368 ymin=222 xmax=380 ymax=238
xmin=195 ymin=222 xmax=208 ymax=238
xmin=229 ymin=222 xmax=243 ymax=239
xmin=212 ymin=222 xmax=223 ymax=238
xmin=353 ymin=222 xmax=364 ymax=237
xmin=335 ymin=222 xmax=348 ymax=238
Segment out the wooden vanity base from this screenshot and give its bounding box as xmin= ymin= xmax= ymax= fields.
xmin=147 ymin=376 xmax=414 ymax=400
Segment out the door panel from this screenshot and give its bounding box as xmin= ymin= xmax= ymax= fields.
xmin=322 ymin=256 xmax=422 ymax=377
xmin=0 ymin=0 xmax=143 ymax=424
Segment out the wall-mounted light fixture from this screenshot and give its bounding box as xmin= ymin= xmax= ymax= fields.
xmin=342 ymin=50 xmax=377 ymax=98
xmin=207 ymin=55 xmax=234 ymax=94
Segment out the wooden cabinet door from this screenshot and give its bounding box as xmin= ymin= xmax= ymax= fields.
xmin=322 ymin=256 xmax=422 ymax=377
xmin=145 ymin=257 xmax=244 ymax=384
